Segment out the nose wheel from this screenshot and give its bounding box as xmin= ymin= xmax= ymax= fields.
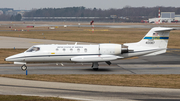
xmin=21 ymin=64 xmax=27 ymax=71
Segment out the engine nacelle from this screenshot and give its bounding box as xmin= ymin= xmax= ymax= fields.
xmin=99 ymin=44 xmax=122 ymax=55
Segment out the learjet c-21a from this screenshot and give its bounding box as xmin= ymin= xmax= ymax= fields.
xmin=5 ymin=27 xmax=175 ymax=70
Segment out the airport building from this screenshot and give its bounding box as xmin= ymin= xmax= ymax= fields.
xmin=149 ymin=11 xmax=180 ymax=23
xmin=148 ymin=8 xmax=180 ymax=23
xmin=0 ymin=10 xmax=3 ymax=15
xmin=175 ymin=15 xmax=180 ymax=21
xmin=161 ymin=12 xmax=175 ymax=23
xmin=161 ymin=12 xmax=175 ymax=19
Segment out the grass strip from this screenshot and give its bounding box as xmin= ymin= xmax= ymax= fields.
xmin=0 ymin=74 xmax=180 ymax=89
xmin=0 ymin=27 xmax=180 ymax=48
xmin=0 ymin=95 xmax=75 ymax=101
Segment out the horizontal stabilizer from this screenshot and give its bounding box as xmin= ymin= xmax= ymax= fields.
xmin=154 ymin=28 xmax=175 ymax=32
xmin=71 ymin=55 xmax=123 ymax=62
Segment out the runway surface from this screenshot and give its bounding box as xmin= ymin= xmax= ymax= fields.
xmin=2 ymin=23 xmax=180 ymax=29
xmin=0 ymin=77 xmax=180 ymax=101
xmin=1 ymin=63 xmax=180 ymax=75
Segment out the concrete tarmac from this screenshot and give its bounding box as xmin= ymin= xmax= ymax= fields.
xmin=1 ymin=64 xmax=180 ymax=75
xmin=0 ymin=77 xmax=180 ymax=101
xmin=1 ymin=63 xmax=180 ymax=75
xmin=3 ymin=23 xmax=180 ymax=29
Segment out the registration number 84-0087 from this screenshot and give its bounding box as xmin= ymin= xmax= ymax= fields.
xmin=146 ymin=41 xmax=155 ymax=44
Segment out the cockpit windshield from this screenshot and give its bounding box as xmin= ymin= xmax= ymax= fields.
xmin=26 ymin=47 xmax=40 ymax=52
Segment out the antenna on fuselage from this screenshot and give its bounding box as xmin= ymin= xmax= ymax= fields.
xmin=75 ymin=42 xmax=77 ymax=45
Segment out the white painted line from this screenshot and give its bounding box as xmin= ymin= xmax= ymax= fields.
xmin=21 ymin=94 xmax=39 ymax=96
xmin=20 ymin=94 xmax=53 ymax=98
xmin=60 ymin=96 xmax=108 ymax=101
xmin=20 ymin=94 xmax=109 ymax=101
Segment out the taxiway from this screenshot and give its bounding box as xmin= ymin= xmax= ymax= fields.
xmin=0 ymin=77 xmax=180 ymax=101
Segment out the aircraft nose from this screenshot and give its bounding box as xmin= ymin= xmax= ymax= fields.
xmin=5 ymin=57 xmax=10 ymax=61
xmin=5 ymin=53 xmax=25 ymax=62
xmin=5 ymin=56 xmax=14 ymax=62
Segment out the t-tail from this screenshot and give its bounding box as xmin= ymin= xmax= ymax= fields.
xmin=124 ymin=27 xmax=175 ymax=56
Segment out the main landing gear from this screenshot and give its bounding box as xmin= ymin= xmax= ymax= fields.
xmin=21 ymin=64 xmax=27 ymax=71
xmin=91 ymin=61 xmax=112 ymax=70
xmin=92 ymin=62 xmax=99 ymax=70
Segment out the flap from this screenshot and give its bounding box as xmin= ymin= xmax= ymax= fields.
xmin=71 ymin=55 xmax=123 ymax=62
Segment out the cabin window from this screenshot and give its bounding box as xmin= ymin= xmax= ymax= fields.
xmin=63 ymin=48 xmax=66 ymax=51
xmin=26 ymin=47 xmax=40 ymax=52
xmin=70 ymin=48 xmax=73 ymax=52
xmin=77 ymin=48 xmax=80 ymax=52
xmin=84 ymin=48 xmax=87 ymax=52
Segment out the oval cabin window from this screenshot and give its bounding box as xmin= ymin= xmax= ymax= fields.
xmin=77 ymin=48 xmax=80 ymax=52
xmin=84 ymin=48 xmax=87 ymax=52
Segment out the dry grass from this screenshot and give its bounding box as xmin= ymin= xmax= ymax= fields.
xmin=0 ymin=49 xmax=26 ymax=64
xmin=0 ymin=95 xmax=74 ymax=101
xmin=1 ymin=74 xmax=180 ymax=89
xmin=0 ymin=27 xmax=142 ymax=44
xmin=0 ymin=26 xmax=180 ymax=48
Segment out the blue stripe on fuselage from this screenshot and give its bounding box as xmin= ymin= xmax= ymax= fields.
xmin=144 ymin=37 xmax=169 ymax=40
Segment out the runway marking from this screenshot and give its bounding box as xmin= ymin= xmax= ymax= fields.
xmin=30 ymin=42 xmax=43 ymax=44
xmin=60 ymin=96 xmax=107 ymax=101
xmin=117 ymin=64 xmax=136 ymax=74
xmin=21 ymin=94 xmax=44 ymax=97
xmin=84 ymin=29 xmax=109 ymax=31
xmin=21 ymin=94 xmax=106 ymax=101
xmin=21 ymin=94 xmax=57 ymax=98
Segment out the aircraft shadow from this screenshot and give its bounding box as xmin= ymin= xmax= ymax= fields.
xmin=81 ymin=68 xmax=113 ymax=72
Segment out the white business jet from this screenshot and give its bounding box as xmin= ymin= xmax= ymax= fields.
xmin=5 ymin=27 xmax=175 ymax=70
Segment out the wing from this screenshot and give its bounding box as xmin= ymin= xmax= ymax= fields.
xmin=70 ymin=55 xmax=124 ymax=62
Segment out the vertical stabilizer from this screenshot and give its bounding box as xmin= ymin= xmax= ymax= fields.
xmin=137 ymin=27 xmax=174 ymax=49
xmin=124 ymin=27 xmax=175 ymax=56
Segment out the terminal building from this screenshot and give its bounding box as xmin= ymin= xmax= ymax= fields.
xmin=161 ymin=12 xmax=175 ymax=18
xmin=148 ymin=9 xmax=180 ymax=23
xmin=149 ymin=12 xmax=177 ymax=23
xmin=175 ymin=15 xmax=180 ymax=21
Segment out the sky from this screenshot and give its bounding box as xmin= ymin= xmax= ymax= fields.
xmin=0 ymin=0 xmax=179 ymax=10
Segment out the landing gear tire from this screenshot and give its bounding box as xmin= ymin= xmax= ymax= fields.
xmin=21 ymin=64 xmax=27 ymax=71
xmin=93 ymin=68 xmax=99 ymax=71
xmin=92 ymin=62 xmax=99 ymax=71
